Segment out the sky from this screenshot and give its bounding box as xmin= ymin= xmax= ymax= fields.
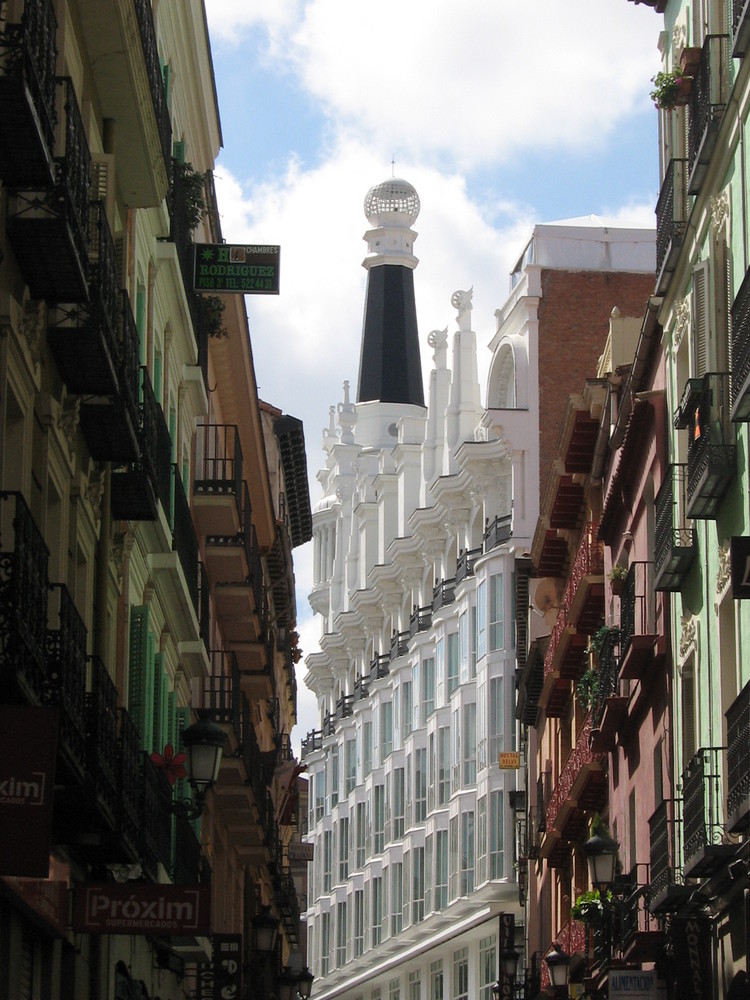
xmin=202 ymin=0 xmax=664 ymax=752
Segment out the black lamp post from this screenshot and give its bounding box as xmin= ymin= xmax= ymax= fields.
xmin=251 ymin=904 xmax=280 ymax=958
xmin=583 ymin=833 xmax=618 ymax=889
xmin=171 ymin=715 xmax=227 ymax=819
xmin=545 ymin=943 xmax=570 ymax=995
xmin=298 ymin=967 xmax=314 ymax=1000
xmin=502 ymin=944 xmax=520 ymax=985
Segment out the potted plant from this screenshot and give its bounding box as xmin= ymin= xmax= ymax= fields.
xmin=650 ymin=68 xmax=693 ymax=110
xmin=576 ymin=666 xmax=600 ymax=712
xmin=608 ymin=564 xmax=627 ymax=596
xmin=585 ymin=624 xmax=617 ymax=660
xmin=571 ymin=888 xmax=612 ymax=925
xmin=199 ymin=294 xmax=227 ymax=338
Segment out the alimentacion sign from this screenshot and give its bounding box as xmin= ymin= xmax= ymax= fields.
xmin=194 ymin=243 xmax=280 ymax=294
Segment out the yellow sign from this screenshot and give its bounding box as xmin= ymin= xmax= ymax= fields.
xmin=498 ymin=751 xmax=521 ymax=769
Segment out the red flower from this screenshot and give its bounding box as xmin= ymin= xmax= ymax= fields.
xmin=150 ymin=743 xmax=188 ymax=786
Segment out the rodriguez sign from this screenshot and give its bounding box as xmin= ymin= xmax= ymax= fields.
xmin=73 ymin=883 xmax=211 ymax=935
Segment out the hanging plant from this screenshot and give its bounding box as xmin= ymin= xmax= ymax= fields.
xmin=200 ymin=294 xmax=227 ymax=338
xmin=649 ymin=68 xmax=692 ymax=110
xmin=173 ymin=160 xmax=207 ymax=232
xmin=585 ymin=624 xmax=617 ymax=659
xmin=571 ymin=888 xmax=612 ymax=925
xmin=576 ymin=666 xmax=600 ymax=711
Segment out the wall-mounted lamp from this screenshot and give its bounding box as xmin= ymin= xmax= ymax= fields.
xmin=544 ymin=944 xmax=570 ymax=990
xmin=170 ymin=715 xmax=227 ymax=820
xmin=278 ymin=965 xmax=315 ymax=1000
xmin=251 ymin=904 xmax=280 ymax=958
xmin=583 ymin=832 xmax=619 ymax=889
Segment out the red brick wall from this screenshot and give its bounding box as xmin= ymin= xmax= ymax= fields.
xmin=537 ymin=269 xmax=654 ymax=495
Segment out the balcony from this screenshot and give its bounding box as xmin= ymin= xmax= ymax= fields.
xmin=539 ymin=602 xmax=588 ymax=718
xmin=193 ymin=425 xmax=244 ymax=538
xmin=7 ymin=76 xmax=90 ymax=303
xmin=117 ymin=707 xmax=144 ymax=862
xmin=0 ymin=491 xmax=49 ymax=704
xmin=483 ymin=513 xmax=512 ymax=552
xmin=139 ymin=751 xmax=174 ymax=880
xmin=199 ymin=650 xmax=243 ymax=747
xmin=647 ymin=799 xmax=689 ymax=913
xmin=148 ymin=467 xmax=201 ymax=639
xmin=456 ymin=546 xmax=482 ymax=584
xmin=543 ymin=713 xmax=606 ymax=851
xmin=590 ymin=629 xmax=627 ymax=754
xmin=618 ymin=562 xmax=658 ymax=681
xmin=682 ymin=747 xmax=736 ymax=878
xmin=731 ymin=263 xmax=750 ymax=420
xmin=432 ymin=577 xmax=456 ymax=613
xmin=654 ymin=464 xmax=696 ymax=591
xmin=726 ymin=681 xmax=750 ymax=832
xmin=687 ymin=35 xmax=729 ymax=195
xmin=203 ymin=482 xmax=254 ymax=587
xmin=734 ymin=0 xmax=750 ymax=57
xmin=565 ymin=523 xmax=604 ymax=634
xmin=409 ymin=605 xmax=432 ymax=636
xmin=78 ymin=275 xmax=141 ymax=464
xmin=655 ymin=159 xmax=689 ymax=295
xmin=549 ymin=474 xmax=585 ymax=530
xmin=84 ymin=657 xmax=119 ymax=836
xmin=77 ymin=0 xmax=171 ymax=207
xmin=111 ymin=366 xmax=172 ymax=522
xmin=46 ymin=583 xmax=87 ymax=785
xmin=618 ymin=865 xmax=664 ymax=963
xmin=0 ymin=0 xmax=57 ymax=187
xmin=675 ymin=372 xmax=736 ymax=519
xmin=390 ymin=631 xmax=410 ymax=661
xmin=370 ymin=653 xmax=391 ymax=679
xmin=276 ymin=866 xmax=301 ymax=948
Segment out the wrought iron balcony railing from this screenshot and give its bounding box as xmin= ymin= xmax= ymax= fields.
xmin=7 ymin=75 xmax=91 ymax=303
xmin=409 ymin=604 xmax=432 ymax=636
xmin=655 ymin=158 xmax=689 ymax=295
xmin=202 ymin=649 xmax=243 ymax=745
xmin=172 ymin=465 xmax=200 ymax=614
xmin=734 ymin=0 xmax=750 ymax=57
xmin=726 ymin=680 xmax=750 ymax=832
xmin=432 ymin=577 xmax=456 ymax=613
xmin=456 ymin=546 xmax=482 ymax=583
xmin=390 ymin=630 xmax=409 ymax=660
xmin=484 ymin=513 xmax=512 ymax=552
xmin=371 ymin=653 xmax=391 ymax=679
xmin=301 ymin=729 xmax=324 ymax=759
xmin=687 ymin=34 xmax=730 ymax=194
xmin=731 ymin=263 xmax=750 ymax=421
xmin=117 ymin=706 xmax=143 ymax=858
xmin=0 ymin=491 xmax=50 ymax=702
xmin=682 ymin=747 xmax=736 ymax=878
xmin=46 ymin=583 xmax=87 ymax=782
xmin=172 ymin=809 xmax=202 ymax=885
xmin=140 ymin=751 xmax=174 ymax=880
xmin=86 ymin=656 xmax=119 ymax=826
xmin=133 ymin=0 xmax=172 ymax=170
xmin=654 ymin=464 xmax=696 ymax=591
xmin=647 ymin=798 xmax=686 ymax=913
xmin=675 ymin=372 xmax=736 ymax=519
xmin=194 ymin=424 xmax=244 ymax=505
xmin=0 ymin=0 xmax=57 ymax=187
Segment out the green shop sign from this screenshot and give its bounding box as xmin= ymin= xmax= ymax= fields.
xmin=193 ymin=243 xmax=280 ymax=294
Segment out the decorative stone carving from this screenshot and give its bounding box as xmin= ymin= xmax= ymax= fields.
xmin=427 ymin=327 xmax=448 ymax=367
xmin=337 ymin=380 xmax=356 ymax=444
xmin=58 ymin=388 xmax=80 ymax=456
xmin=716 ymin=541 xmax=731 ymax=605
xmin=672 ymin=296 xmax=691 ymax=356
xmin=19 ymin=298 xmax=44 ymax=373
xmin=85 ymin=466 xmax=105 ymax=530
xmin=710 ymin=190 xmax=729 ymax=234
xmin=679 ymin=612 xmax=697 ymax=661
xmin=451 ymin=288 xmax=473 ymax=332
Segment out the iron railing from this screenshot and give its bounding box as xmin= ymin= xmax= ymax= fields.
xmin=484 ymin=513 xmax=512 ymax=552
xmin=654 ymin=464 xmax=695 ymax=591
xmin=46 ymin=583 xmax=87 ymax=779
xmin=726 ymin=680 xmax=750 ymax=832
xmin=133 ymin=0 xmax=172 ymax=169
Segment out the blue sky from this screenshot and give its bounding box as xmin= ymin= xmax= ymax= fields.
xmin=202 ymin=0 xmax=664 ymax=744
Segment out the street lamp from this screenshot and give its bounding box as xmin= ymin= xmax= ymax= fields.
xmin=502 ymin=944 xmax=520 ymax=984
xmin=278 ymin=966 xmax=300 ymax=1000
xmin=583 ymin=833 xmax=618 ymax=889
xmin=170 ymin=715 xmax=227 ymax=819
xmin=544 ymin=944 xmax=570 ymax=991
xmin=298 ymin=967 xmax=314 ymax=1000
xmin=251 ymin=904 xmax=280 ymax=958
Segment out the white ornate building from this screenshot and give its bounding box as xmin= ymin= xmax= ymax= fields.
xmin=301 ymin=179 xmax=656 ymax=1000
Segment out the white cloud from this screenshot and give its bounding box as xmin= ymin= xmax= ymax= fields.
xmin=207 ymin=0 xmax=661 ymax=169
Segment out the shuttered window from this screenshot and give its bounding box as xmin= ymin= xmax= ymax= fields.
xmin=128 ymin=605 xmax=156 ymax=753
xmin=692 ymin=260 xmax=709 ymax=376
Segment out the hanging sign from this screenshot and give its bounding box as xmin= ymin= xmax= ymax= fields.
xmin=609 ymin=969 xmax=659 ymax=999
xmin=212 ymin=934 xmax=242 ymax=1000
xmin=499 ymin=751 xmax=521 ymax=769
xmin=193 ymin=244 xmax=280 ymax=294
xmin=730 ymin=536 xmax=750 ymax=598
xmin=0 ymin=706 xmax=58 ymax=877
xmin=73 ymin=883 xmax=211 ymax=935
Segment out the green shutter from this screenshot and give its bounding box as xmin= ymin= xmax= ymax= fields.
xmin=128 ymin=605 xmax=156 ymax=752
xmin=173 ymin=139 xmax=186 ymax=164
xmin=153 ymin=653 xmax=169 ymax=754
